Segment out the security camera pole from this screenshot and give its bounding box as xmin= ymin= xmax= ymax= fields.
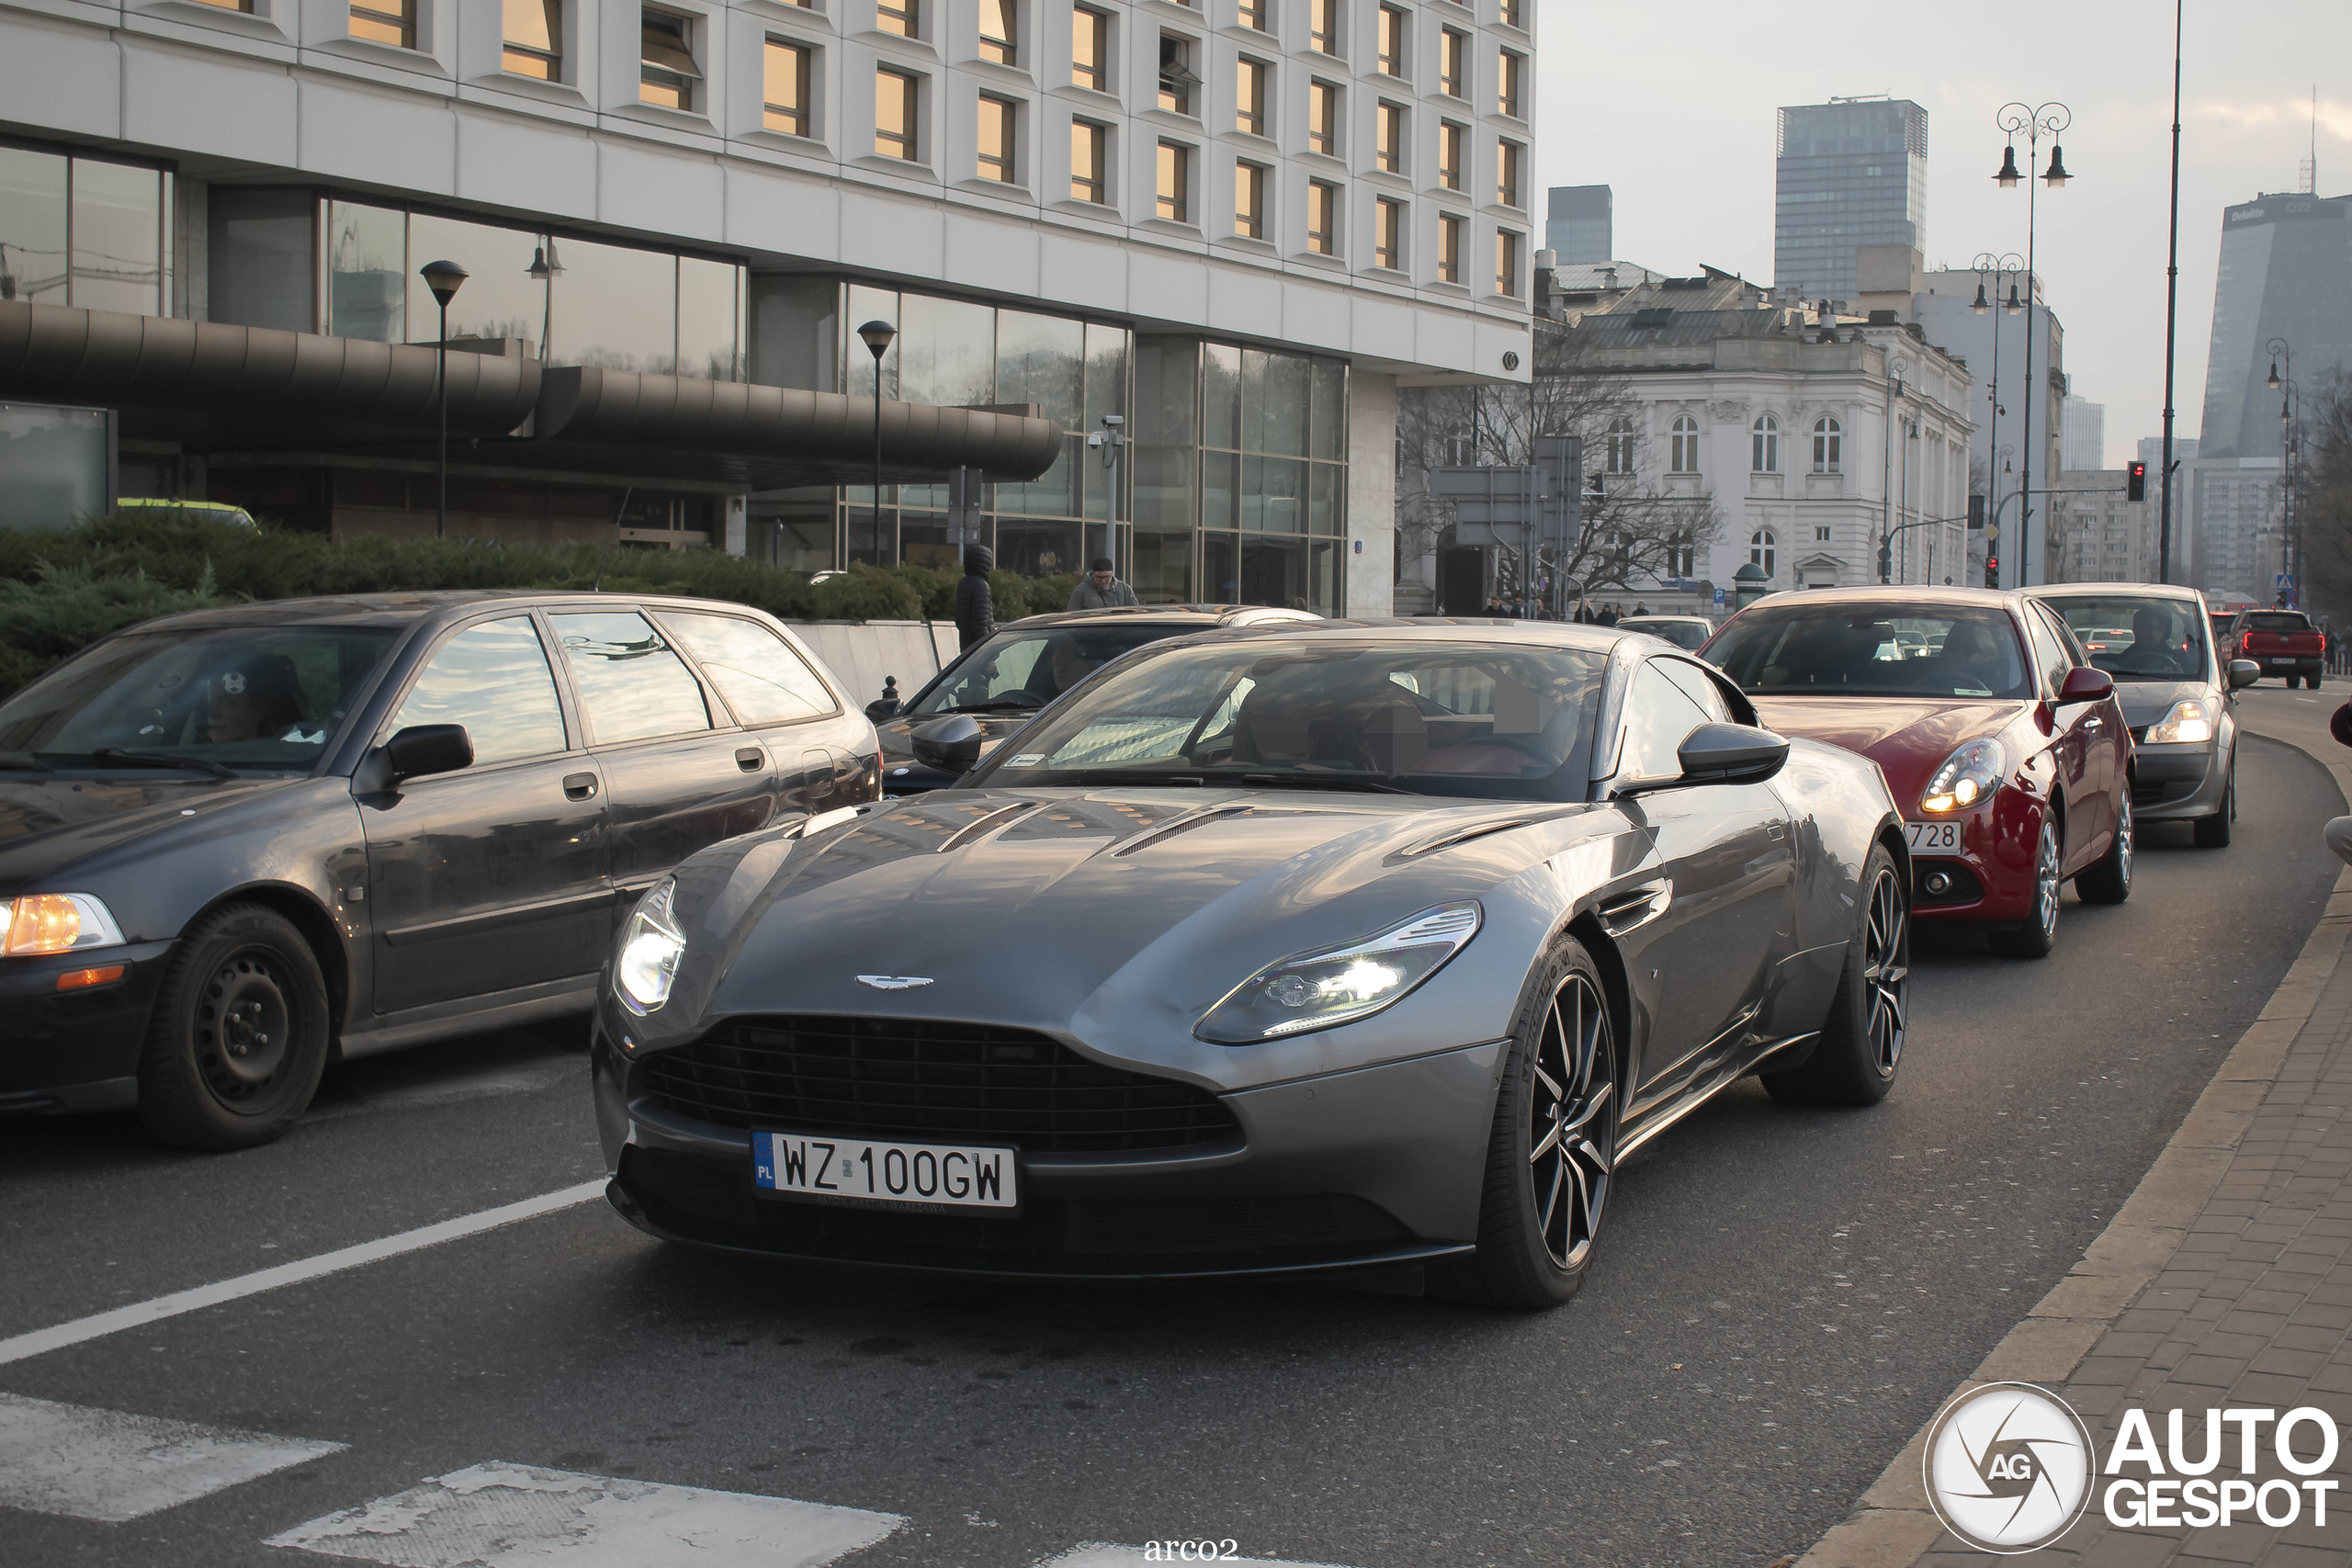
xmin=1094 ymin=413 xmax=1125 ymax=584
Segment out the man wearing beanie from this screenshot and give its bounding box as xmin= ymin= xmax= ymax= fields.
xmin=1067 ymin=556 xmax=1138 ymax=611
xmin=954 ymin=546 xmax=995 ymax=650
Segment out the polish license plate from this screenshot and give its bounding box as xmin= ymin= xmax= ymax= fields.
xmin=752 ymin=1131 xmax=1019 ymax=1211
xmin=1905 ymin=819 xmax=1962 ymax=852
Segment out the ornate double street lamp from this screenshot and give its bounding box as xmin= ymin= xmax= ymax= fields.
xmin=2269 ymin=341 xmax=2299 ymax=604
xmin=857 ymin=319 xmax=898 ymax=566
xmin=418 ymin=260 xmax=469 ymax=539
xmin=1993 ymin=101 xmax=2070 ymax=588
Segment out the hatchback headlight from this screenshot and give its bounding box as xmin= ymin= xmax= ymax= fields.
xmin=2145 ymin=697 xmax=2215 ymax=746
xmin=616 ymin=880 xmax=685 ymax=1015
xmin=1919 ymin=738 xmax=2007 ymax=814
xmin=4 ymin=893 xmax=126 ymax=957
xmin=1196 ymin=903 xmax=1482 ymax=1044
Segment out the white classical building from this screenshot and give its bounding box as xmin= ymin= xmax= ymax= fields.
xmin=0 ymin=0 xmax=1541 ymax=615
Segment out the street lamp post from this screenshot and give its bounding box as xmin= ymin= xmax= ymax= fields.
xmin=418 ymin=260 xmax=469 ymax=539
xmin=1994 ymin=100 xmax=2071 ymax=589
xmin=857 ymin=320 xmax=898 ymax=566
xmin=2269 ymin=343 xmax=2300 ymax=605
xmin=1881 ymin=352 xmax=1912 ymax=583
xmin=1969 ymin=251 xmax=2025 ymax=583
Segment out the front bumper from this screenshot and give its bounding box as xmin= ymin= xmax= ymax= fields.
xmin=0 ymin=940 xmax=174 ymax=1114
xmin=593 ymin=1007 xmax=1503 ymax=1280
xmin=1905 ymin=790 xmax=2046 ymax=927
xmin=2131 ymin=739 xmax=2228 ymax=822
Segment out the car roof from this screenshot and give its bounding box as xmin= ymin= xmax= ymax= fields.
xmin=1133 ymin=616 xmax=1642 ymax=655
xmin=1737 ymin=584 xmax=2025 ymax=612
xmin=1619 ymin=614 xmax=1711 ymax=624
xmin=2030 ymin=581 xmax=2204 ymax=603
xmin=1001 ymin=604 xmax=1324 ymax=630
xmin=108 ymin=589 xmax=791 ymax=635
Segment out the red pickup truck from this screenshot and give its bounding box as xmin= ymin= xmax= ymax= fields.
xmin=2233 ymin=609 xmax=2325 ymax=688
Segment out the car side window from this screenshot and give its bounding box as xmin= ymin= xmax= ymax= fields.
xmin=1618 ymin=661 xmax=1712 ymax=784
xmin=1656 ymin=658 xmax=1733 ymax=723
xmin=2036 ymin=604 xmax=2090 ymax=667
xmin=662 ymin=611 xmax=839 ymax=727
xmin=2021 ymin=611 xmax=2071 ymax=696
xmin=388 ymin=616 xmax=569 ymax=766
xmin=549 ymin=611 xmax=713 ymax=746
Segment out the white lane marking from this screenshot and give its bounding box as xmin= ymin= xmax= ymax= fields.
xmin=1039 ymin=1549 xmax=1358 ymax=1568
xmin=0 ymin=1393 xmax=344 ymax=1522
xmin=0 ymin=1180 xmax=606 ymax=1369
xmin=266 ymin=1461 xmax=904 ymax=1567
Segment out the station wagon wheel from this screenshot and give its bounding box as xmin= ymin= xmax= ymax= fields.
xmin=1530 ymin=972 xmax=1614 ymax=1271
xmin=137 ymin=903 xmax=331 ymax=1152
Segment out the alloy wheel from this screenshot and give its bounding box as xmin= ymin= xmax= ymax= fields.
xmin=1528 ymin=972 xmax=1615 ymax=1270
xmin=1863 ymin=866 xmax=1909 ymax=1074
xmin=2033 ymin=819 xmax=2061 ymax=940
xmin=2115 ymin=796 xmax=2134 ymax=888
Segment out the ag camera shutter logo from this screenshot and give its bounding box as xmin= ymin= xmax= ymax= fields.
xmin=1922 ymin=1382 xmax=2095 ymax=1553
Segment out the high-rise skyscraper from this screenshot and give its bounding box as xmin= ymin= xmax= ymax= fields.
xmin=1774 ymin=98 xmax=1928 ymax=305
xmin=2196 ymin=191 xmax=2351 ymax=460
xmin=1545 ymin=186 xmax=1612 ymax=265
xmin=2061 ymin=393 xmax=2106 ymax=470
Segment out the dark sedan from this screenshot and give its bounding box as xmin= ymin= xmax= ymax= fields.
xmin=0 ymin=591 xmax=877 ymax=1148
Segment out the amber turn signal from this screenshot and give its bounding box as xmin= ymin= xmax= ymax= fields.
xmin=56 ymin=964 xmax=128 ymax=991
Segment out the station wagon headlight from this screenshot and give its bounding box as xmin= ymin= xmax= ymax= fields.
xmin=4 ymin=893 xmax=126 ymax=957
xmin=616 ymin=879 xmax=685 ymax=1015
xmin=1919 ymin=738 xmax=2007 ymax=814
xmin=2145 ymin=697 xmax=2215 ymax=746
xmin=1196 ymin=903 xmax=1482 ymax=1045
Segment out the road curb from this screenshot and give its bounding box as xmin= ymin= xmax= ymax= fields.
xmin=1792 ymin=712 xmax=2352 ymax=1568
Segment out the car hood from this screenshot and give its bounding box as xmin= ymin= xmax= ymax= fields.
xmin=2102 ymin=678 xmax=2211 ymax=730
xmin=1747 ymin=697 xmax=2026 ymax=807
xmin=0 ymin=774 xmax=306 ymax=887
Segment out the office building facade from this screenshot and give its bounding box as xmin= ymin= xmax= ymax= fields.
xmin=1773 ymin=98 xmax=1928 ymax=307
xmin=1544 ymin=182 xmax=1609 ymax=265
xmin=2198 ymin=191 xmax=2351 ymax=461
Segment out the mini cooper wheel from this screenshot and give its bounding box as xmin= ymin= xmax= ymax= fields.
xmin=136 ymin=903 xmax=331 ymax=1151
xmin=2075 ymin=793 xmax=2133 ymax=905
xmin=1437 ymin=936 xmax=1618 ymax=1310
xmin=1764 ymin=844 xmax=1907 ymax=1106
xmin=1986 ymin=816 xmax=2062 ymax=959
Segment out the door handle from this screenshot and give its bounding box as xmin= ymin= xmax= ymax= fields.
xmin=562 ymin=772 xmax=598 ymax=800
xmin=736 ymin=746 xmax=764 ymax=772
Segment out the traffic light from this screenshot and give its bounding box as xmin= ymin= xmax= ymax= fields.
xmin=1984 ymin=556 xmax=2000 ymax=589
xmin=1877 ymin=537 xmax=1893 ymax=582
xmin=2126 ymin=461 xmax=2146 ymax=502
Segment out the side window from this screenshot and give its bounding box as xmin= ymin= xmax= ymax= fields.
xmin=1656 ymin=658 xmax=1733 ymax=723
xmin=1617 ymin=660 xmax=1711 ymax=783
xmin=2038 ymin=605 xmax=2089 ymax=667
xmin=549 ymin=610 xmax=713 ymax=745
xmin=388 ymin=616 xmax=568 ymax=766
xmin=662 ymin=611 xmax=839 ymax=727
xmin=2022 ymin=611 xmax=2071 ymax=695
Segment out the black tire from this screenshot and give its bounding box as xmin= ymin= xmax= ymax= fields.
xmin=136 ymin=903 xmax=331 ymax=1151
xmin=2313 ymin=674 xmax=2324 ymax=690
xmin=1763 ymin=844 xmax=1908 ymax=1107
xmin=1986 ymin=815 xmax=2061 ymax=959
xmin=2194 ymin=753 xmax=2235 ymax=849
xmin=2075 ymin=794 xmax=2133 ymax=905
xmin=1433 ymin=935 xmax=1618 ymax=1311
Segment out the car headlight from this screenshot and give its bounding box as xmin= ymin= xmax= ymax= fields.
xmin=616 ymin=879 xmax=685 ymax=1016
xmin=1919 ymin=738 xmax=2007 ymax=814
xmin=2145 ymin=697 xmax=2215 ymax=746
xmin=4 ymin=893 xmax=126 ymax=957
xmin=1196 ymin=903 xmax=1482 ymax=1045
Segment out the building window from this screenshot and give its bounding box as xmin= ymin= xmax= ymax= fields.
xmin=1156 ymin=141 xmax=1191 ymax=222
xmin=875 ymin=66 xmax=919 ymax=159
xmin=978 ymin=96 xmax=1018 ymax=182
xmin=1307 ymin=80 xmax=1339 ymax=156
xmin=1605 ymin=418 xmax=1635 ymax=474
xmin=1496 ymin=139 xmax=1521 ymax=208
xmin=1498 ymin=48 xmax=1523 ymax=118
xmin=1375 ymin=102 xmax=1406 ymax=174
xmin=503 ymin=0 xmax=560 ymax=77
xmin=1307 ymin=0 xmax=1337 ymax=54
xmin=1812 ymin=415 xmax=1842 ymax=473
xmin=877 ymin=0 xmax=918 ymax=38
xmin=1236 ymin=160 xmax=1267 ymax=237
xmin=192 ymin=0 xmax=254 ymax=9
xmin=1437 ymin=211 xmax=1463 ymax=282
xmin=349 ymin=1 xmax=414 ymax=47
xmin=763 ymin=39 xmax=812 ymax=134
xmin=1236 ymin=58 xmax=1268 ymax=136
xmin=1238 ymin=0 xmax=1269 ymax=28
xmin=1669 ymin=534 xmax=1697 ymax=577
xmin=978 ymin=0 xmax=1017 ymax=62
xmin=1374 ymin=197 xmax=1403 ymax=270
xmin=1307 ymin=179 xmax=1338 ymax=254
xmin=1751 ymin=413 xmax=1780 ymax=473
xmin=1071 ymin=6 xmax=1108 ymax=91
xmin=1494 ymin=229 xmax=1519 ymax=295
xmin=1751 ymin=529 xmax=1777 ymax=576
xmin=1069 ymin=118 xmax=1107 ymax=202
xmin=1158 ymin=34 xmax=1198 ymax=115
xmin=1438 ymin=120 xmax=1464 ymax=190
xmin=1815 ymin=525 xmax=1832 ymax=542
xmin=1375 ymin=4 xmax=1407 ymax=76
xmin=1498 ymin=0 xmax=1521 ymax=26
xmin=639 ymin=10 xmax=699 ymax=108
xmin=1670 ymin=415 xmax=1699 ymax=473
xmin=1438 ymin=27 xmax=1465 ymax=96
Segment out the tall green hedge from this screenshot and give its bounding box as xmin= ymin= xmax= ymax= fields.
xmin=0 ymin=513 xmax=1081 ymax=703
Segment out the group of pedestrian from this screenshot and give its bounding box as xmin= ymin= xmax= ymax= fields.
xmin=1567 ymin=601 xmax=1647 ymax=626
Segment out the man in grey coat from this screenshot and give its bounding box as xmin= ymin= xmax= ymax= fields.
xmin=1067 ymin=557 xmax=1138 ymax=612
xmin=954 ymin=546 xmax=995 ymax=650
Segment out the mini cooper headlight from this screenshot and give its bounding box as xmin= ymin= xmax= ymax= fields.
xmin=1919 ymin=738 xmax=2007 ymax=814
xmin=2144 ymin=697 xmax=2215 ymax=746
xmin=1196 ymin=903 xmax=1482 ymax=1045
xmin=4 ymin=893 xmax=126 ymax=957
xmin=616 ymin=879 xmax=685 ymax=1015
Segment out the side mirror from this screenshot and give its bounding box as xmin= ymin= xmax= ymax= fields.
xmin=2056 ymin=666 xmax=2115 ymax=705
xmin=1675 ymin=722 xmax=1791 ymax=784
xmin=865 ymin=676 xmax=901 ymax=722
xmin=356 ymin=724 xmax=473 ymax=793
xmin=2228 ymin=659 xmax=2261 ymax=691
xmin=910 ymin=714 xmax=984 ymax=773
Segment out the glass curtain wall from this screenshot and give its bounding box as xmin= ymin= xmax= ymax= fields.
xmin=0 ymin=144 xmax=171 ymax=315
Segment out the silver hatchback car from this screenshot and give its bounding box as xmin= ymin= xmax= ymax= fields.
xmin=2031 ymin=583 xmax=2257 ymax=847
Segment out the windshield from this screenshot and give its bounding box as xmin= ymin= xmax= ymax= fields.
xmin=2043 ymin=595 xmax=2211 ymax=682
xmin=1620 ymin=618 xmax=1710 ymax=651
xmin=911 ymin=625 xmax=1190 ymax=716
xmin=970 ymin=638 xmax=1609 ymax=802
xmin=1707 ymin=603 xmax=2032 ymax=699
xmin=2243 ymin=612 xmax=2311 ymax=634
xmin=0 ymin=626 xmax=401 ymax=773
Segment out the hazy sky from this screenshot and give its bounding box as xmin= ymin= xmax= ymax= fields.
xmin=1532 ymin=0 xmax=2352 ymax=468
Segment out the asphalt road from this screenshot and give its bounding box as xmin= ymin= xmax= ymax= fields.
xmin=3 ymin=713 xmax=2342 ymax=1568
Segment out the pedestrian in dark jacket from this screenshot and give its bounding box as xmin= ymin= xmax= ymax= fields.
xmin=955 ymin=546 xmax=995 ymax=650
xmin=2329 ymin=702 xmax=2352 ymax=865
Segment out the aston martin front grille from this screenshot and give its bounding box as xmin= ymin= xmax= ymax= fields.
xmin=636 ymin=1015 xmax=1240 ymax=1153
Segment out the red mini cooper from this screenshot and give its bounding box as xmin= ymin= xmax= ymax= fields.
xmin=1702 ymin=587 xmax=2132 ymax=957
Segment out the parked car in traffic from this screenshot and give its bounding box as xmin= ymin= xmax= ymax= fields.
xmin=2033 ymin=583 xmax=2257 ymax=848
xmin=866 ymin=604 xmax=1321 ymax=793
xmin=595 ymin=620 xmax=1911 ymax=1307
xmin=0 ymin=591 xmax=878 ymax=1148
xmin=2230 ymin=608 xmax=2324 ymax=688
xmin=1614 ymin=615 xmax=1713 ymax=652
xmin=1702 ymin=586 xmax=2133 ymax=958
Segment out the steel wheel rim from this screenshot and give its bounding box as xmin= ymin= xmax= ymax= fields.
xmin=2115 ymin=795 xmax=2133 ymax=886
xmin=196 ymin=949 xmax=292 ymax=1100
xmin=2034 ymin=820 xmax=2060 ymax=938
xmin=1864 ymin=866 xmax=1908 ymax=1076
xmin=1528 ymin=972 xmax=1614 ymax=1271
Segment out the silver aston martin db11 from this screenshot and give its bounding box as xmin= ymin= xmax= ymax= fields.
xmin=592 ymin=621 xmax=1911 ymax=1308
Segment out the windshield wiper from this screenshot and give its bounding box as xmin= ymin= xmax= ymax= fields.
xmin=1227 ymin=773 xmax=1415 ymax=795
xmin=1051 ymin=769 xmax=1210 ymax=787
xmin=85 ymin=748 xmax=239 ymax=781
xmin=939 ymin=700 xmax=1044 ymax=714
xmin=0 ymin=752 xmax=53 ymax=773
